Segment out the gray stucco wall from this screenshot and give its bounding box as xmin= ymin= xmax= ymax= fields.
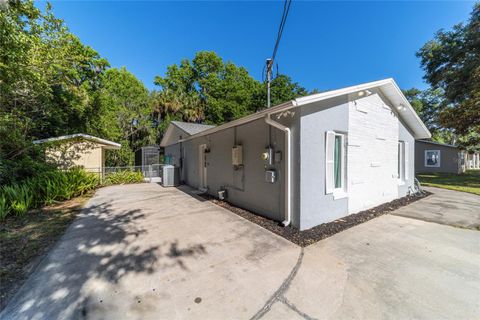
xmin=164 ymin=95 xmax=421 ymax=232
xmin=299 ymin=96 xmax=349 ymax=230
xmin=179 ymin=116 xmax=298 ymax=223
xmin=398 ymin=120 xmax=415 ymax=196
xmin=415 ymin=141 xmax=461 ymax=174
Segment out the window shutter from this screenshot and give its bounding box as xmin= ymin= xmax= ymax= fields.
xmin=325 ymin=131 xmax=335 ymax=194
xmin=404 ymin=141 xmax=409 ymax=180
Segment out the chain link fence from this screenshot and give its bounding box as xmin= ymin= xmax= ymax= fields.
xmin=85 ymin=164 xmax=164 ymax=183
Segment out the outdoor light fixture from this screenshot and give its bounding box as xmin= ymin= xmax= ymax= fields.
xmin=397 ymin=104 xmax=404 ymax=110
xmin=358 ymin=91 xmax=365 ymax=97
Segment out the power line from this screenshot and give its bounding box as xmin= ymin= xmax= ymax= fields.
xmin=269 ymin=0 xmax=292 ymax=71
xmin=266 ymin=0 xmax=292 ymax=107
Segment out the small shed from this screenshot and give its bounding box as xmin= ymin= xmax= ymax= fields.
xmin=33 ymin=134 xmax=121 ymax=171
xmin=415 ymin=140 xmax=464 ymax=174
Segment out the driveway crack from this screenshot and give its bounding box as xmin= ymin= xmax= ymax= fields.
xmin=279 ymin=296 xmax=318 ymax=320
xmin=249 ymin=248 xmax=305 ymax=320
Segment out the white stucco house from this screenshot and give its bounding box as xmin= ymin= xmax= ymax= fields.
xmin=161 ymin=78 xmax=431 ymax=231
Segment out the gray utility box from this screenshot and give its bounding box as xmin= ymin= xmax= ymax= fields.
xmin=161 ymin=165 xmax=179 ymax=187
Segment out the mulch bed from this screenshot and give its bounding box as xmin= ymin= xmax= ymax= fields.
xmin=202 ymin=191 xmax=431 ymax=247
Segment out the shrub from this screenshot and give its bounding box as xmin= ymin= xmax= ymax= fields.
xmin=0 ymin=194 xmax=8 ymax=220
xmin=0 ymin=166 xmax=145 ymax=220
xmin=103 ymin=170 xmax=144 ymax=186
xmin=0 ymin=168 xmax=100 ymax=220
xmin=2 ymin=184 xmax=33 ymax=216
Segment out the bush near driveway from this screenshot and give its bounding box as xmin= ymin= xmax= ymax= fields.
xmin=0 ymin=168 xmax=99 ymax=220
xmin=103 ymin=170 xmax=144 ymax=186
xmin=417 ymin=170 xmax=480 ymax=196
xmin=0 ymin=168 xmax=147 ymax=220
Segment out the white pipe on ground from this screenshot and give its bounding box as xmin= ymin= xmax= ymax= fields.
xmin=265 ymin=113 xmax=292 ymax=227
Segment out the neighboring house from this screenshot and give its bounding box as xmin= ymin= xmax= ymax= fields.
xmin=33 ymin=134 xmax=121 ymax=172
xmin=415 ymin=140 xmax=465 ymax=174
xmin=161 ymin=78 xmax=431 ymax=231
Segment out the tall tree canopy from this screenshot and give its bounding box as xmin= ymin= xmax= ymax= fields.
xmin=0 ymin=0 xmax=110 ymax=183
xmin=403 ymin=88 xmax=444 ymax=135
xmin=416 ymin=3 xmax=480 ymax=149
xmin=152 ymin=51 xmax=309 ymax=133
xmin=92 ymin=67 xmax=152 ymax=166
xmin=0 ymin=0 xmax=108 ymax=139
xmin=154 ymin=51 xmax=262 ymax=125
xmin=0 ymin=1 xmax=152 ymax=180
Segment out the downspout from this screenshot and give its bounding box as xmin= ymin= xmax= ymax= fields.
xmin=265 ymin=105 xmax=295 ymax=227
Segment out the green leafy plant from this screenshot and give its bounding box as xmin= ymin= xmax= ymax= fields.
xmin=103 ymin=170 xmax=144 ymax=186
xmin=0 ymin=168 xmax=100 ymax=220
xmin=0 ymin=194 xmax=8 ymax=220
xmin=2 ymin=184 xmax=34 ymax=216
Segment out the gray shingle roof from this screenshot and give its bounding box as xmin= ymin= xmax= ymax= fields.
xmin=171 ymin=121 xmax=215 ymax=136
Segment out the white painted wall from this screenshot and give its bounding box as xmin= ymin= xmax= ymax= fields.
xmin=299 ymin=96 xmax=349 ymax=230
xmin=398 ymin=120 xmax=415 ymax=196
xmin=347 ymin=93 xmax=399 ymax=214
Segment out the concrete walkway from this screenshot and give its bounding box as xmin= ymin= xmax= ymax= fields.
xmin=393 ymin=186 xmax=480 ymax=229
xmin=1 ymin=184 xmax=479 ymax=319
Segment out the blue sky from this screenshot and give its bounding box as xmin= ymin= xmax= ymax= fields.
xmin=44 ymin=1 xmax=474 ymax=92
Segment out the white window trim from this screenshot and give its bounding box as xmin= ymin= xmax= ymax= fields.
xmin=398 ymin=141 xmax=405 ymax=185
xmin=397 ymin=140 xmax=409 ymax=185
xmin=425 ymin=150 xmax=441 ymax=168
xmin=334 ymin=133 xmax=346 ymax=193
xmin=325 ymin=131 xmax=347 ymax=199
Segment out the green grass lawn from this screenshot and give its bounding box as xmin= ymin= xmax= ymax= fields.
xmin=417 ymin=170 xmax=480 ymax=196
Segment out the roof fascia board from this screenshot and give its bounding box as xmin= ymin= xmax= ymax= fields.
xmin=178 ymin=78 xmax=431 ymax=143
xmin=388 ymin=80 xmax=431 ymax=138
xmin=33 ymin=134 xmax=121 ymax=149
xmin=417 ymin=140 xmax=458 ymax=148
xmin=160 ymin=122 xmax=192 ymax=147
xmin=179 ymin=100 xmax=295 ymax=142
xmin=294 ymin=78 xmax=392 ymax=106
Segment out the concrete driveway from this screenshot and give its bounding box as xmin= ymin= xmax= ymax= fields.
xmin=1 ymin=184 xmax=479 ymax=319
xmin=393 ymin=186 xmax=480 ymax=229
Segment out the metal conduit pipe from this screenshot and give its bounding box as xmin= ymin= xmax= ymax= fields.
xmin=264 ymin=112 xmax=292 ymax=227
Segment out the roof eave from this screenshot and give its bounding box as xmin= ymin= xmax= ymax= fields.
xmin=168 ymin=78 xmax=432 ymax=143
xmin=33 ymin=134 xmax=121 ymax=149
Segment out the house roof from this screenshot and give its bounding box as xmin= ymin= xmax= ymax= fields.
xmin=160 ymin=121 xmax=216 ymax=147
xmin=33 ymin=134 xmax=121 ymax=150
xmin=175 ymin=78 xmax=431 ymax=143
xmin=416 ymin=139 xmax=459 ymax=149
xmin=170 ymin=121 xmax=216 ymax=135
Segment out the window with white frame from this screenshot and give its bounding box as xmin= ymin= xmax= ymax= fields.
xmin=397 ymin=141 xmax=409 ymax=182
xmin=398 ymin=141 xmax=405 ymax=182
xmin=326 ymin=131 xmax=346 ymax=196
xmin=425 ymin=150 xmax=440 ymax=167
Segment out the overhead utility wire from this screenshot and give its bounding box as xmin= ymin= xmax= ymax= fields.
xmin=266 ymin=0 xmax=292 ymax=107
xmin=270 ymin=0 xmax=292 ymax=68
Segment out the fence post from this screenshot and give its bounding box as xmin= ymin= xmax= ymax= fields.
xmin=149 ymin=165 xmax=152 ymax=183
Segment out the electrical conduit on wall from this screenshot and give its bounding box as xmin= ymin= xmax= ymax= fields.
xmin=265 ymin=110 xmax=294 ymax=227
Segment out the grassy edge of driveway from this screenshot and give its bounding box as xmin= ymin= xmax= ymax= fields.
xmin=417 ymin=170 xmax=480 ymax=196
xmin=0 ymin=193 xmax=92 ymax=311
